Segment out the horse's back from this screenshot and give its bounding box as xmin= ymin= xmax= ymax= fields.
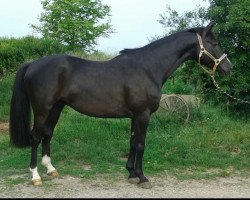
xmin=23 ymin=54 xmax=160 ymax=117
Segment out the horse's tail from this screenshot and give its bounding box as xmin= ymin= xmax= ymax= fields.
xmin=9 ymin=63 xmax=31 ymax=147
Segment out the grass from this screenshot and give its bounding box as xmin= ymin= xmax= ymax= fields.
xmin=0 ymin=62 xmax=249 ymax=181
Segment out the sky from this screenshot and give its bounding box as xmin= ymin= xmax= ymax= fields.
xmin=0 ymin=0 xmax=209 ymax=53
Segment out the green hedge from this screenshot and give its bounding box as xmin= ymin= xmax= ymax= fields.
xmin=0 ymin=36 xmax=67 ymax=75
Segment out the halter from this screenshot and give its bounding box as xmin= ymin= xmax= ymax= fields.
xmin=196 ymin=33 xmax=250 ymax=104
xmin=196 ymin=33 xmax=228 ymax=76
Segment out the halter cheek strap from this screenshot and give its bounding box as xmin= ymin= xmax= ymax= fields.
xmin=196 ymin=33 xmax=228 ymax=76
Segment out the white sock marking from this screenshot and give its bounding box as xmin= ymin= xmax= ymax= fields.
xmin=42 ymin=155 xmax=56 ymax=174
xmin=29 ymin=167 xmax=41 ymax=180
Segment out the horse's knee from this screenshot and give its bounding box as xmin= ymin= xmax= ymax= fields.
xmin=136 ymin=143 xmax=145 ymax=153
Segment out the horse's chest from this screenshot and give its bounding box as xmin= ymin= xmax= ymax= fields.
xmin=127 ymin=88 xmax=161 ymax=113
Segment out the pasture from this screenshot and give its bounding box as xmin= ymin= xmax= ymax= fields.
xmin=0 ymin=70 xmax=249 ymax=183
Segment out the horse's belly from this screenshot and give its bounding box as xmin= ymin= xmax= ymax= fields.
xmin=66 ymin=96 xmax=131 ymax=118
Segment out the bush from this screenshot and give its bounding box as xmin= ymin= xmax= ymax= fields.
xmin=161 ymin=67 xmax=196 ymax=95
xmin=0 ymin=36 xmax=67 ymax=75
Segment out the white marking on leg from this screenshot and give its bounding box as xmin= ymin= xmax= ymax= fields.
xmin=29 ymin=167 xmax=41 ymax=181
xmin=42 ymin=155 xmax=56 ymax=174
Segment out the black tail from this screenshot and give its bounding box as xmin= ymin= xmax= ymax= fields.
xmin=9 ymin=63 xmax=31 ymax=147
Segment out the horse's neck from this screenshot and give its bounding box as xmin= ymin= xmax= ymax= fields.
xmin=144 ymin=32 xmax=197 ymax=87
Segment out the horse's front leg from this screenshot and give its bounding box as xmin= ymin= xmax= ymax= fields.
xmin=127 ymin=110 xmax=152 ymax=189
xmin=135 ymin=111 xmax=152 ymax=188
xmin=126 ymin=118 xmax=139 ymax=184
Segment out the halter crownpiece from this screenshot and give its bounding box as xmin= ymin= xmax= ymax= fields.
xmin=196 ymin=33 xmax=228 ymax=76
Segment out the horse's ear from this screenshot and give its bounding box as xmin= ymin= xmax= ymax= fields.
xmin=203 ymin=22 xmax=215 ymax=37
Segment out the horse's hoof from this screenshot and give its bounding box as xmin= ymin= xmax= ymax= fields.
xmin=47 ymin=170 xmax=59 ymax=177
xmin=138 ymin=181 xmax=152 ymax=189
xmin=128 ymin=177 xmax=140 ymax=184
xmin=32 ymin=178 xmax=42 ymax=186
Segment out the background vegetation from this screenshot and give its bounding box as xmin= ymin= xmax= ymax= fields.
xmin=158 ymin=0 xmax=250 ymax=115
xmin=31 ymin=0 xmax=113 ymax=51
xmin=0 ymin=36 xmax=67 ymax=75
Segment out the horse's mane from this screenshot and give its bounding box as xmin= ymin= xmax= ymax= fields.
xmin=119 ymin=27 xmax=204 ymax=55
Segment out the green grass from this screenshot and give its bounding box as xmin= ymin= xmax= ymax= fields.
xmin=0 ymin=65 xmax=249 ymax=181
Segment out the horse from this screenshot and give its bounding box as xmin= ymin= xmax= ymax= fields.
xmin=9 ymin=22 xmax=231 ymax=188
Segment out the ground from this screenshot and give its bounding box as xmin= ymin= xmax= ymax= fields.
xmin=0 ymin=122 xmax=8 ymax=133
xmin=0 ymin=174 xmax=249 ymax=198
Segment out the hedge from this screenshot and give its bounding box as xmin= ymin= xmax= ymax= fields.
xmin=0 ymin=36 xmax=67 ymax=75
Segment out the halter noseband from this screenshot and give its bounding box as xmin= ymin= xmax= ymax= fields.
xmin=196 ymin=33 xmax=228 ymax=76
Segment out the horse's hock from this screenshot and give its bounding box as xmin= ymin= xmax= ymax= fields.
xmin=156 ymin=94 xmax=200 ymax=123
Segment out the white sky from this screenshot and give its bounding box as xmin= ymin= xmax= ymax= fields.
xmin=0 ymin=0 xmax=209 ymax=53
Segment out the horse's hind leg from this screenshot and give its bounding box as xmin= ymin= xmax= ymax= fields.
xmin=29 ymin=111 xmax=49 ymax=186
xmin=41 ymin=102 xmax=65 ymax=177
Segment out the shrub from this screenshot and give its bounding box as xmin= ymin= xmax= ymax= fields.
xmin=0 ymin=36 xmax=67 ymax=75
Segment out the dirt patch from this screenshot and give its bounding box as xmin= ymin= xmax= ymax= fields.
xmin=0 ymin=174 xmax=249 ymax=198
xmin=0 ymin=122 xmax=9 ymax=133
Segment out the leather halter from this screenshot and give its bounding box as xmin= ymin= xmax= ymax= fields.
xmin=196 ymin=33 xmax=228 ymax=75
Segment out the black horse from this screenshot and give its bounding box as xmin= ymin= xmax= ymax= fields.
xmin=9 ymin=23 xmax=231 ymax=188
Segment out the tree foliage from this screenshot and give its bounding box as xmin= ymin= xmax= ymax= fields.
xmin=159 ymin=0 xmax=250 ymax=114
xmin=159 ymin=5 xmax=206 ymax=34
xmin=31 ymin=0 xmax=112 ymax=51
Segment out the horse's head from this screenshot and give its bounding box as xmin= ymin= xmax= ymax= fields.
xmin=196 ymin=22 xmax=232 ymax=76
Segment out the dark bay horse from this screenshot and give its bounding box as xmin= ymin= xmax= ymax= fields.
xmin=9 ymin=23 xmax=231 ymax=188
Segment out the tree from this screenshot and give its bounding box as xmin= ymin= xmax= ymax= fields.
xmin=158 ymin=0 xmax=250 ymax=114
xmin=206 ymin=0 xmax=250 ymax=113
xmin=158 ymin=5 xmax=207 ymax=34
xmin=31 ymin=0 xmax=112 ymax=51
